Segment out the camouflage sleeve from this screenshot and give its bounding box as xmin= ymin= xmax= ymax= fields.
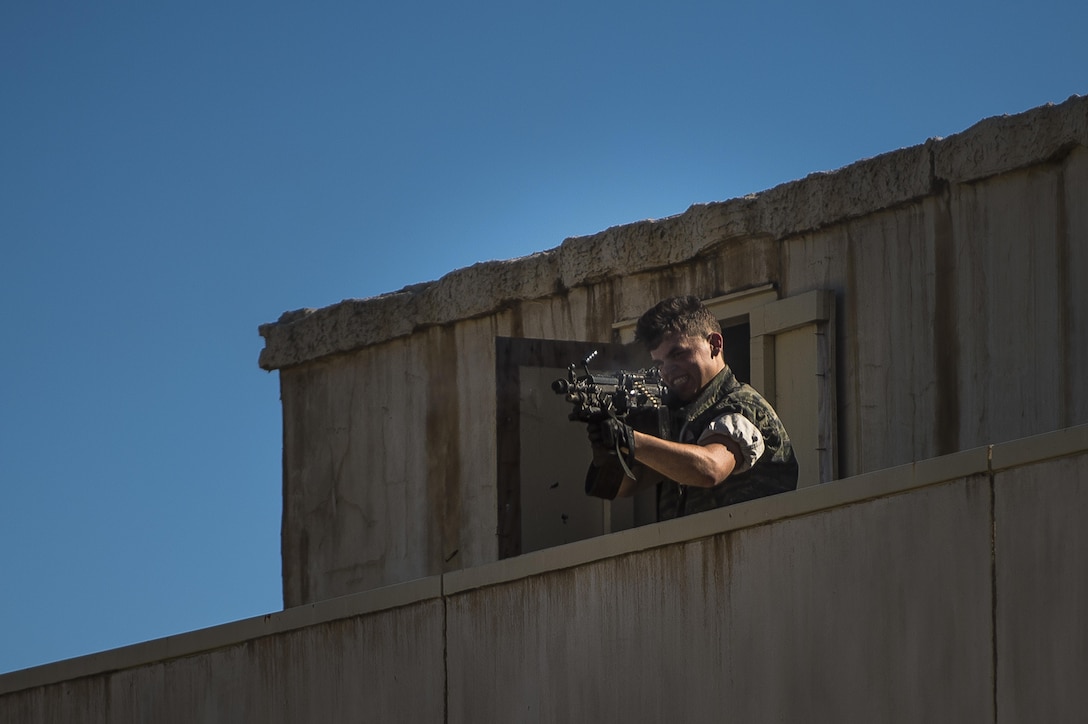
xmin=698 ymin=412 xmax=765 ymax=473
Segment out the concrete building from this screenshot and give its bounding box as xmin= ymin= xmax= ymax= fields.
xmin=2 ymin=95 xmax=1086 ymax=723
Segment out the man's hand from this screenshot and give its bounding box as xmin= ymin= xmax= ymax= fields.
xmin=587 ymin=418 xmax=636 ymax=458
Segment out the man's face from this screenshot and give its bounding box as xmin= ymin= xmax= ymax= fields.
xmin=649 ymin=330 xmax=726 ymax=403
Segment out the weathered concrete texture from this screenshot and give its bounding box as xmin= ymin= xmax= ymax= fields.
xmin=279 ymin=339 xmax=440 ymax=603
xmin=2 ymin=599 xmax=445 ymax=724
xmin=995 ymin=450 xmax=1088 ymax=724
xmin=2 ymin=678 xmax=108 ymax=724
xmin=258 ymin=94 xmax=1087 ymax=371
xmin=781 ymin=143 xmax=1088 ymax=472
xmin=812 ymin=200 xmax=940 ymax=473
xmin=945 ymin=162 xmax=1072 ymax=447
xmin=447 ymin=477 xmax=993 ymax=724
xmin=754 ymin=141 xmax=935 ymax=239
xmin=1063 ymin=141 xmax=1088 ymax=428
xmin=5 ymin=430 xmax=1087 ymax=723
xmin=278 ymin=316 xmax=507 ymax=604
xmin=935 ymin=94 xmax=1088 ymax=182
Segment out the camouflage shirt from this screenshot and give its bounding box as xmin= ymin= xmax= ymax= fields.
xmin=585 ymin=365 xmax=798 ymax=519
xmin=656 ymin=365 xmax=798 ymax=519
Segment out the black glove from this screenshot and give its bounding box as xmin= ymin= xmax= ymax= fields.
xmin=587 ymin=417 xmax=636 ymax=458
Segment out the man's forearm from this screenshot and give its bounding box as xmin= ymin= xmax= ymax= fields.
xmin=630 ymin=431 xmax=739 ymax=488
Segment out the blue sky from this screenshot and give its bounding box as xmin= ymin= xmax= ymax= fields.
xmin=1 ymin=1 xmax=1084 ymax=674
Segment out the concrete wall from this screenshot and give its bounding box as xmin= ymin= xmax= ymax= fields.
xmin=4 ymin=426 xmax=1086 ymax=723
xmin=0 ymin=580 xmax=446 ymax=724
xmin=258 ymin=95 xmax=1088 ymax=607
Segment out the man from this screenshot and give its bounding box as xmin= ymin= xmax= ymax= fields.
xmin=585 ymin=295 xmax=798 ymax=519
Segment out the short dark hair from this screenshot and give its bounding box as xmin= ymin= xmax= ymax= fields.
xmin=634 ymin=296 xmax=721 ymax=351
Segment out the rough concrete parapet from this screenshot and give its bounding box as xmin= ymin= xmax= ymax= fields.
xmin=555 ymin=201 xmax=742 ymax=289
xmin=934 ymin=93 xmax=1088 ymax=183
xmin=259 ymin=291 xmax=418 ymax=371
xmin=755 ymin=142 xmax=935 ymax=239
xmin=417 ymin=250 xmax=561 ymax=323
xmin=258 ymin=95 xmax=1086 ymax=371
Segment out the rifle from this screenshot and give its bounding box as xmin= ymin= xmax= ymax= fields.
xmin=551 ymin=351 xmax=670 ymax=478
